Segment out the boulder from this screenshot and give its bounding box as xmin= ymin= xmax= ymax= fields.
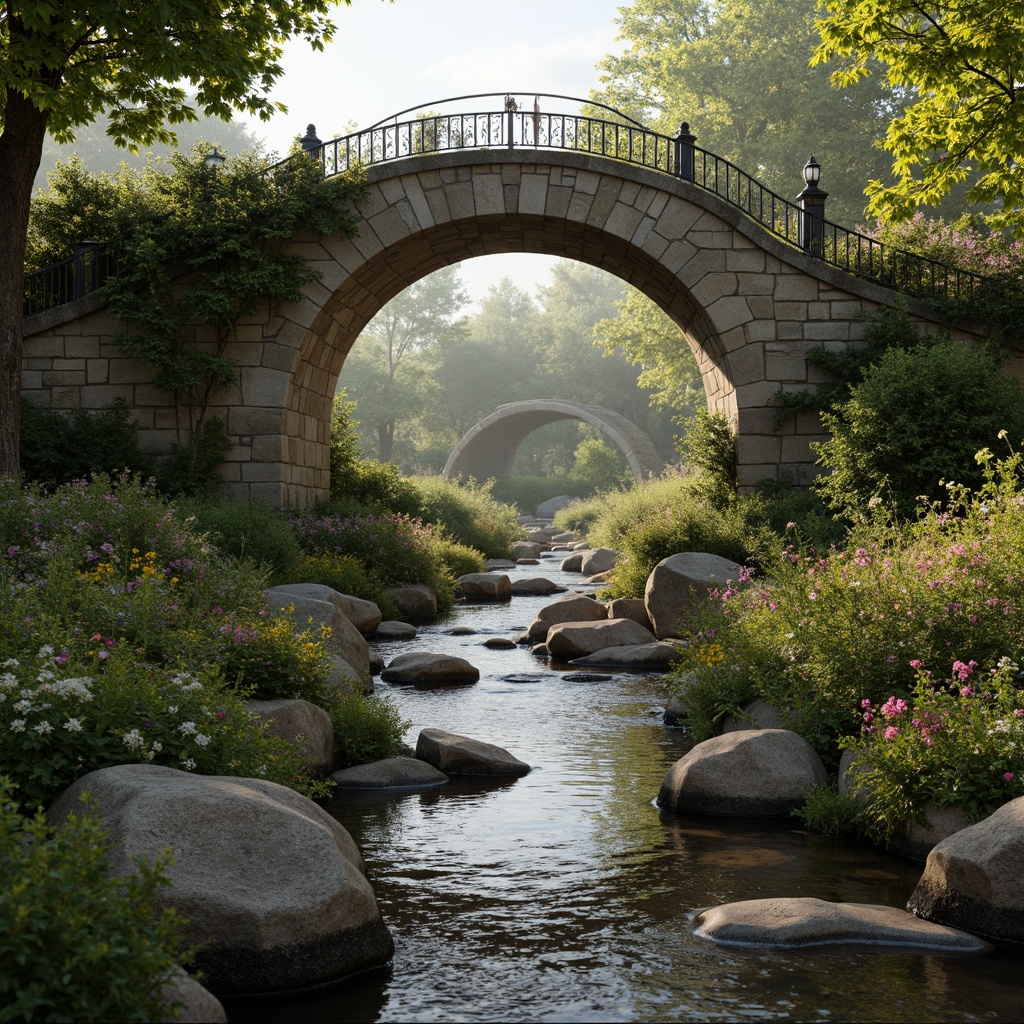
xmin=416 ymin=728 xmax=530 ymax=776
xmin=516 ymin=558 xmax=541 ymax=565
xmin=330 ymin=757 xmax=448 ymax=790
xmin=531 ymin=643 xmax=550 ymax=658
xmin=368 ymin=649 xmax=383 ymax=676
xmin=265 ymin=584 xmax=381 ymax=634
xmin=547 ymin=618 xmax=658 ymax=661
xmin=644 ymin=552 xmax=744 ymax=639
xmin=375 ymin=620 xmax=417 ymax=640
xmin=455 ymin=573 xmax=512 ymax=601
xmin=908 ymin=797 xmax=1024 ymax=941
xmin=572 ymin=540 xmax=591 ymax=550
xmin=485 ymin=558 xmax=517 ymax=569
xmin=384 ymin=584 xmax=437 ymax=622
xmin=380 ymin=652 xmax=480 ymax=687
xmin=535 ymin=495 xmax=574 ymax=517
xmin=525 ymin=593 xmax=608 ymax=643
xmin=483 ymin=637 xmax=517 ymax=650
xmin=552 ymin=530 xmax=577 ymax=543
xmin=160 ymin=970 xmax=228 ymax=1023
xmin=513 ymin=541 xmax=543 ymax=559
xmin=46 ymin=765 xmax=393 ymax=996
xmin=327 ymin=654 xmax=366 ymax=694
xmin=570 ymin=641 xmax=683 ymax=670
xmin=722 ymin=700 xmax=792 ymax=733
xmin=563 ymin=672 xmax=613 ymax=683
xmin=580 ymin=547 xmax=617 ymax=576
xmin=606 ymin=598 xmax=653 ymax=632
xmin=838 ymin=748 xmax=869 ymax=802
xmin=694 ymin=898 xmax=986 ymax=951
xmin=245 ymin=699 xmax=334 ymax=774
xmin=511 ymin=577 xmax=566 ymax=596
xmin=891 ymin=805 xmax=972 ymax=862
xmin=658 ymin=729 xmax=827 ymax=816
xmin=559 ymin=550 xmax=590 ymax=573
xmin=263 ymin=592 xmax=370 ymax=677
xmin=664 ymin=692 xmax=689 ymax=727
xmin=449 ymin=626 xmax=477 ymax=635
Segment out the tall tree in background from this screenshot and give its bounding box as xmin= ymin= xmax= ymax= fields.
xmin=0 ymin=0 xmax=349 ymax=477
xmin=593 ymin=0 xmax=907 ymax=226
xmin=815 ymin=1 xmax=1024 ymax=234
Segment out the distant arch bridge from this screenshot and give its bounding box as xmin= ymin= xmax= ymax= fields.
xmin=22 ymin=93 xmax=987 ymax=506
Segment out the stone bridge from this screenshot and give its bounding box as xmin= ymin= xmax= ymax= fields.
xmin=22 ymin=146 xmax=967 ymax=506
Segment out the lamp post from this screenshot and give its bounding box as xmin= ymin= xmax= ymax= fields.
xmin=203 ymin=146 xmax=226 ymax=172
xmin=299 ymin=124 xmax=323 ymax=157
xmin=673 ymin=122 xmax=697 ymax=182
xmin=797 ymin=155 xmax=827 ymax=255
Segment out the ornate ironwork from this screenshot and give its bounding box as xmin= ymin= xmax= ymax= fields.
xmin=24 ymin=92 xmax=984 ymax=317
xmin=23 ymin=243 xmax=116 ymax=318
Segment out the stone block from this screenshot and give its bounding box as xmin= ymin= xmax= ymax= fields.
xmin=774 ymin=275 xmax=819 ymax=301
xmin=774 ymin=301 xmax=808 ymax=320
xmin=691 ymin=273 xmax=737 ymax=307
xmin=726 ymin=250 xmax=766 ymax=273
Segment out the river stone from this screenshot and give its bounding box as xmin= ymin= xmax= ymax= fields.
xmin=513 ymin=541 xmax=544 ymax=559
xmin=644 ymin=552 xmax=744 ymax=639
xmin=547 ymin=618 xmax=658 ymax=661
xmin=580 ymin=547 xmax=617 ymax=575
xmin=517 ymin=557 xmax=541 ymax=565
xmin=368 ymin=649 xmax=384 ymax=676
xmin=658 ymin=729 xmax=827 ymax=816
xmin=263 ymin=592 xmax=370 ymax=677
xmin=531 ymin=643 xmax=550 ymax=658
xmin=245 ymin=699 xmax=334 ymax=774
xmin=376 ymin=620 xmax=417 ymax=639
xmin=483 ymin=636 xmax=517 ymax=650
xmin=485 ymin=558 xmax=518 ymax=569
xmin=606 ymin=598 xmax=653 ymax=632
xmin=563 ymin=672 xmax=613 ymax=682
xmin=511 ymin=577 xmax=566 ymax=596
xmin=552 ymin=530 xmax=577 ymax=543
xmin=328 ymin=654 xmax=367 ymax=694
xmin=455 ymin=573 xmax=512 ymax=601
xmin=525 ymin=593 xmax=609 ymax=642
xmin=536 ymin=495 xmax=574 ymax=518
xmin=449 ymin=626 xmax=477 ymax=635
xmin=570 ymin=641 xmax=683 ymax=670
xmin=46 ymin=765 xmax=393 ymax=996
xmin=384 ymin=584 xmax=437 ymax=622
xmin=907 ymin=797 xmax=1024 ymax=941
xmin=559 ymin=550 xmax=590 ymax=572
xmin=694 ymin=898 xmax=986 ymax=951
xmin=331 ymin=757 xmax=449 ymax=790
xmin=664 ymin=692 xmax=689 ymax=726
xmin=160 ymin=969 xmax=227 ymax=1023
xmin=416 ymin=727 xmax=530 ymax=776
xmin=265 ymin=584 xmax=382 ymax=635
xmin=380 ymin=652 xmax=480 ymax=687
xmin=891 ymin=805 xmax=972 ymax=862
xmin=723 ymin=700 xmax=792 ymax=733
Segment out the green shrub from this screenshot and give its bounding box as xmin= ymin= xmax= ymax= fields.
xmin=792 ymin=784 xmax=865 ymax=838
xmin=411 ymin=475 xmax=522 ymax=557
xmin=550 ymin=492 xmax=612 ymax=538
xmin=19 ymin=398 xmax=152 ymax=487
xmin=330 ymin=691 xmax=409 ymax=769
xmin=0 ymin=781 xmax=185 ymax=1022
xmin=154 ymin=417 xmax=232 ymax=499
xmin=293 ymin=552 xmax=399 ymax=619
xmin=178 ymin=497 xmax=302 ymax=586
xmin=488 ymin=475 xmax=593 ymax=513
xmin=429 ymin=537 xmax=487 ymax=579
xmin=330 ymin=458 xmax=422 ymax=516
xmin=678 ymin=408 xmax=737 ymax=504
xmin=570 ymin=438 xmax=628 ymax=493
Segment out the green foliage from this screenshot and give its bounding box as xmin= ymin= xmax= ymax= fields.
xmin=429 ymin=537 xmax=488 ymax=579
xmin=177 ymin=497 xmax=302 ymax=586
xmin=0 ymin=782 xmax=185 ymax=1022
xmin=815 ymin=1 xmax=1024 ymax=233
xmin=19 ymin=398 xmax=153 ymax=487
xmin=330 ymin=458 xmax=423 ymax=516
xmin=793 ymin=784 xmax=865 ymax=838
xmin=294 ymin=553 xmax=399 ymax=620
xmin=411 ymin=476 xmax=523 ymax=558
xmin=330 ymin=692 xmax=409 ymax=770
xmin=678 ymin=408 xmax=737 ymax=503
xmin=489 ymin=475 xmax=595 ymax=513
xmin=570 ymin=439 xmax=628 ymax=494
xmin=814 ymin=340 xmax=1024 ymax=517
xmin=156 ymin=417 xmax=233 ymax=499
xmin=330 ymin=390 xmax=362 ymax=484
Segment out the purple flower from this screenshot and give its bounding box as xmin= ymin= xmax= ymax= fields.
xmin=884 ymin=726 xmax=899 ymax=740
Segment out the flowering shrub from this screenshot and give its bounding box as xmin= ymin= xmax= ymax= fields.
xmin=846 ymin=659 xmax=1024 ymax=837
xmin=0 ymin=780 xmax=185 ymax=1022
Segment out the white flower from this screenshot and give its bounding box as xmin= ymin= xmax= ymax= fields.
xmin=2 ymin=658 xmax=19 ymax=669
xmin=151 ymin=741 xmax=163 ymax=753
xmin=181 ymin=757 xmax=196 ymax=771
xmin=10 ymin=720 xmax=26 ymax=732
xmin=178 ymin=721 xmax=197 ymax=736
xmin=167 ymin=705 xmax=178 ymax=714
xmin=0 ymin=673 xmax=17 ymax=690
xmin=0 ymin=694 xmax=6 ymax=703
xmin=122 ymin=729 xmax=146 ymax=751
xmin=33 ymin=721 xmax=53 ymax=735
xmin=182 ymin=681 xmax=204 ymax=692
xmin=12 ymin=699 xmax=30 ymax=714
xmin=194 ymin=734 xmax=211 ymax=748
xmin=63 ymin=718 xmax=83 ymax=733
xmin=37 ymin=645 xmax=54 ymax=658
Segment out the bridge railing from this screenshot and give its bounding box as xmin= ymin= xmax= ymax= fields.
xmin=24 ymin=95 xmax=986 ymax=316
xmin=23 ymin=244 xmax=117 ymax=319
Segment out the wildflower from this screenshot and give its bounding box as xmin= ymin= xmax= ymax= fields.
xmin=880 ymin=697 xmax=908 ymax=719
xmin=12 ymin=700 xmax=30 ymax=714
xmin=151 ymin=741 xmax=162 ymax=753
xmin=10 ymin=720 xmax=25 ymax=732
xmin=63 ymin=718 xmax=83 ymax=732
xmin=33 ymin=721 xmax=53 ymax=735
xmin=181 ymin=757 xmax=196 ymax=770
xmin=195 ymin=734 xmax=211 ymax=747
xmin=179 ymin=721 xmax=197 ymax=736
xmin=122 ymin=729 xmax=146 ymax=751
xmin=910 ymin=659 xmax=923 ymax=670
xmin=1005 ymin=773 xmax=1015 ymax=782
xmin=884 ymin=726 xmax=899 ymax=740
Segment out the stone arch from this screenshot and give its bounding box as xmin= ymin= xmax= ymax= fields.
xmin=443 ymin=401 xmax=664 ymax=483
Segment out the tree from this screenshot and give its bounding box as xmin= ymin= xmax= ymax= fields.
xmin=814 ymin=1 xmax=1024 ymax=233
xmin=593 ymin=0 xmax=908 ymax=226
xmin=1 ymin=0 xmax=349 ymax=478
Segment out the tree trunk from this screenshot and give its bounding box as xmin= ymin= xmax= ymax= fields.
xmin=378 ymin=419 xmax=395 ymax=463
xmin=0 ymin=91 xmax=49 ymax=477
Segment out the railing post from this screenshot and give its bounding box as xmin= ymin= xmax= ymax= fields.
xmin=796 ymin=156 xmax=828 ymax=256
xmin=674 ymin=122 xmax=696 ymax=181
xmin=505 ymin=96 xmax=518 ymax=151
xmin=300 ymin=123 xmax=324 ymax=172
xmin=73 ymin=241 xmax=102 ymax=300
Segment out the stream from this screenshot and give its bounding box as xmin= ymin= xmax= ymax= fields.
xmin=235 ymin=560 xmax=1024 ymax=1023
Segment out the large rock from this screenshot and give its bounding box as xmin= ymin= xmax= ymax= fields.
xmin=606 ymin=598 xmax=653 ymax=632
xmin=658 ymin=729 xmax=827 ymax=816
xmin=580 ymin=547 xmax=617 ymax=576
xmin=263 ymin=591 xmax=370 ymax=677
xmin=525 ymin=593 xmax=608 ymax=643
xmin=375 ymin=620 xmax=417 ymax=639
xmin=511 ymin=577 xmax=566 ymax=596
xmin=908 ymin=797 xmax=1024 ymax=941
xmin=160 ymin=970 xmax=227 ymax=1023
xmin=891 ymin=805 xmax=972 ymax=862
xmin=384 ymin=584 xmax=437 ymax=622
xmin=644 ymin=552 xmax=744 ymax=639
xmin=265 ymin=584 xmax=382 ymax=635
xmin=570 ymin=641 xmax=683 ymax=670
xmin=328 ymin=654 xmax=367 ymax=695
xmin=245 ymin=699 xmax=334 ymax=774
xmin=331 ymin=757 xmax=448 ymax=790
xmin=513 ymin=541 xmax=543 ymax=559
xmin=416 ymin=728 xmax=530 ymax=776
xmin=380 ymin=652 xmax=480 ymax=687
xmin=46 ymin=766 xmax=393 ymax=996
xmin=559 ymin=550 xmax=590 ymax=573
xmin=694 ymin=898 xmax=986 ymax=951
xmin=722 ymin=700 xmax=792 ymax=733
xmin=455 ymin=573 xmax=512 ymax=601
xmin=536 ymin=495 xmax=574 ymax=518
xmin=546 ymin=618 xmax=658 ymax=661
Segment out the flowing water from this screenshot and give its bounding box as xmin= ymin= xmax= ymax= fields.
xmin=235 ymin=561 xmax=1024 ymax=1023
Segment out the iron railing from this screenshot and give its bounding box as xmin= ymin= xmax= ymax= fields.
xmin=23 ymin=243 xmax=117 ymax=318
xmin=24 ymin=93 xmax=986 ymax=317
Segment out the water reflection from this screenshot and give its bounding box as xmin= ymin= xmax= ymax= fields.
xmin=231 ymin=569 xmax=1024 ymax=1023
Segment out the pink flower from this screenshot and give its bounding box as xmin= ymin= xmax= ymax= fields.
xmin=1004 ymin=773 xmax=1015 ymax=782
xmin=960 ymin=687 xmax=975 ymax=697
xmin=952 ymin=659 xmax=977 ymax=681
xmin=884 ymin=726 xmax=899 ymax=740
xmin=910 ymin=660 xmax=923 ymax=670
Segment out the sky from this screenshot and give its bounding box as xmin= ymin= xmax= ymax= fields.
xmin=240 ymin=0 xmax=626 ymax=307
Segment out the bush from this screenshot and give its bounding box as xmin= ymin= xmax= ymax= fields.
xmin=570 ymin=439 xmax=628 ymax=493
xmin=293 ymin=552 xmax=398 ymax=619
xmin=429 ymin=537 xmax=487 ymax=579
xmin=488 ymin=475 xmax=594 ymax=513
xmin=678 ymin=408 xmax=737 ymax=503
xmin=411 ymin=475 xmax=522 ymax=557
xmin=154 ymin=417 xmax=232 ymax=499
xmin=814 ymin=339 xmax=1024 ymax=518
xmin=0 ymin=781 xmax=185 ymax=1022
xmin=19 ymin=398 xmax=152 ymax=487
xmin=177 ymin=497 xmax=302 ymax=586
xmin=330 ymin=458 xmax=422 ymax=516
xmin=792 ymin=784 xmax=864 ymax=838
xmin=330 ymin=691 xmax=409 ymax=769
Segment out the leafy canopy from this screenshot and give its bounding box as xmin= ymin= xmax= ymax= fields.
xmin=814 ymin=1 xmax=1024 ymax=233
